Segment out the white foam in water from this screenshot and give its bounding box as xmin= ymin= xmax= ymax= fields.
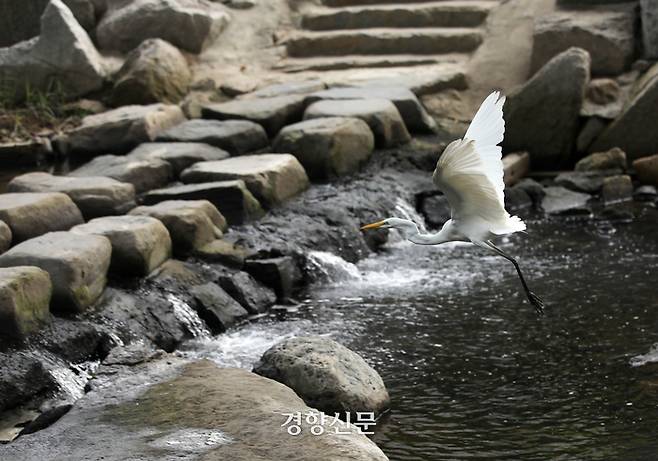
xmin=630 ymin=343 xmax=658 ymax=367
xmin=306 ymin=251 xmax=362 ymax=283
xmin=167 ymin=293 xmax=210 ymax=338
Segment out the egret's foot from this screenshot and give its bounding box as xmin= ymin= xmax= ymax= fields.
xmin=528 ymin=291 xmax=545 ymax=315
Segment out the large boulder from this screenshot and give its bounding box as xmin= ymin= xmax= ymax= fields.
xmin=304 ymin=99 xmax=411 ymax=148
xmin=96 ymin=0 xmax=230 ymax=54
xmin=0 ymin=231 xmax=112 ymax=313
xmin=0 ymin=266 xmax=52 ymax=340
xmin=7 ymin=172 xmax=136 ymax=220
xmin=69 ymin=155 xmax=173 ymax=194
xmin=217 ymin=271 xmax=276 ymax=314
xmin=181 ymin=154 xmax=309 ymax=207
xmin=0 ymin=193 xmax=83 ymax=243
xmin=189 ymin=282 xmax=248 ymax=332
xmin=273 ymin=117 xmax=374 ymax=181
xmin=641 ymin=0 xmax=658 ymax=59
xmin=0 ymin=0 xmax=105 ymax=102
xmin=254 ymin=336 xmax=390 ymax=417
xmin=143 ymin=180 xmax=264 ymax=225
xmin=71 ymin=216 xmax=171 ymax=276
xmin=126 ymin=142 xmax=229 ymax=176
xmin=0 ymin=221 xmax=11 ymax=253
xmin=111 ymin=38 xmax=191 ymax=106
xmin=128 ymin=200 xmax=226 ymax=255
xmin=55 ymin=104 xmax=186 ymax=157
xmin=633 ymin=154 xmax=658 ymax=186
xmin=504 ymin=47 xmax=590 ymax=169
xmin=589 ymin=63 xmax=658 ymax=159
xmin=531 ymin=11 xmax=636 ymax=76
xmin=156 ymin=119 xmax=269 ymax=155
xmin=201 ymin=95 xmax=307 ymax=136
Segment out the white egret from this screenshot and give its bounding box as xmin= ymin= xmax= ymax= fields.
xmin=361 ymin=91 xmax=544 ymax=314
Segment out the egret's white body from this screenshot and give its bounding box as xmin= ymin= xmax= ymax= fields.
xmin=361 ymin=92 xmax=544 ymax=313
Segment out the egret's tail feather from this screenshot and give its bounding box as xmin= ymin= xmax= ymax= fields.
xmin=491 ymin=215 xmax=526 ymax=235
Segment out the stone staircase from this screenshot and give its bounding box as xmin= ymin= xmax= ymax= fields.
xmin=278 ymin=0 xmax=499 ymax=92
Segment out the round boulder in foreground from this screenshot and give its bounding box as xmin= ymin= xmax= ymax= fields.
xmin=253 ymin=335 xmax=390 ymax=417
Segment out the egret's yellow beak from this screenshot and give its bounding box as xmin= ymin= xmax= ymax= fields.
xmin=360 ymin=220 xmax=385 ymax=231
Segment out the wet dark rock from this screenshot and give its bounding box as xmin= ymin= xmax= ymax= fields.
xmin=244 ymin=256 xmax=303 ymax=299
xmin=0 ymin=140 xmax=51 ymax=167
xmin=253 ymin=335 xmax=390 ymax=417
xmin=147 ymin=259 xmax=206 ymax=288
xmin=541 ymin=186 xmax=592 ymax=215
xmin=0 ymin=267 xmax=52 ymax=341
xmin=601 ymin=175 xmax=633 ymax=204
xmin=576 ymin=117 xmax=608 ymax=153
xmin=0 ymin=351 xmax=55 ymax=413
xmin=596 ymin=205 xmax=635 ymax=223
xmin=641 ymin=0 xmax=658 ymax=59
xmin=126 ymin=142 xmax=229 ymax=176
xmin=0 ymin=221 xmax=11 ymax=253
xmin=575 ymin=147 xmax=627 ymax=172
xmin=193 ymin=239 xmax=250 ymax=269
xmin=555 ymin=171 xmax=605 ymax=194
xmin=515 ymin=178 xmax=546 ymax=206
xmin=505 ymin=187 xmax=533 ymax=212
xmin=633 ymin=154 xmax=658 ymax=186
xmin=32 ymin=317 xmax=108 ymax=363
xmin=217 ymin=271 xmax=276 ymax=314
xmin=416 ymin=192 xmax=450 ymax=228
xmin=633 ymin=185 xmax=658 ymax=201
xmin=156 ymin=119 xmax=269 ymax=155
xmin=19 ymin=403 xmax=72 ymax=436
xmin=189 ymin=282 xmax=248 ymax=333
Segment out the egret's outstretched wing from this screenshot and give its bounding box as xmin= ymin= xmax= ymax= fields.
xmin=432 ymin=92 xmax=525 ymax=235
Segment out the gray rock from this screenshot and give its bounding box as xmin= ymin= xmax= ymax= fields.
xmin=217 ymin=271 xmax=276 ymax=314
xmin=505 ymin=186 xmax=533 ymax=212
xmin=0 ymin=140 xmax=51 ymax=167
xmin=632 ymin=154 xmax=658 ymax=186
xmin=0 ymin=351 xmax=56 ymax=413
xmin=0 ymin=231 xmax=111 ymax=313
xmin=33 ymin=317 xmax=108 ymax=363
xmin=417 ymin=193 xmax=450 ymax=228
xmin=634 ymin=184 xmax=658 ymax=201
xmin=581 ymin=78 xmax=623 ymax=119
xmin=0 ymin=0 xmax=105 ymax=102
xmin=244 ymin=256 xmax=302 ymax=299
xmin=128 ymin=200 xmax=226 ymax=255
xmin=156 ymin=119 xmax=269 ymax=155
xmin=541 ymin=186 xmax=591 ymax=215
xmin=143 ymin=181 xmax=264 ymax=225
xmin=532 ymin=11 xmax=636 ymax=76
xmin=181 ymin=154 xmax=310 ymax=207
xmin=246 ymin=80 xmax=326 ymax=99
xmin=601 ymin=174 xmax=633 ymax=204
xmin=0 ymin=193 xmax=84 ymax=243
xmin=0 ymin=266 xmax=52 ymax=340
xmin=576 ymin=117 xmax=608 ymax=153
xmin=0 ymin=221 xmax=11 ymax=253
xmin=0 ymin=0 xmax=49 ymax=47
xmin=575 ymin=147 xmax=627 ymax=172
xmin=96 ymin=0 xmax=230 ymax=54
xmin=193 ymin=239 xmax=249 ymax=268
xmin=641 ymin=0 xmax=658 ymax=59
xmin=201 ymin=94 xmax=307 ymax=136
xmin=304 ymin=98 xmax=411 ymax=148
xmin=189 ymin=282 xmax=248 ymax=332
xmin=7 ymin=172 xmax=136 ymax=220
xmin=555 ymin=171 xmax=605 ymax=193
xmin=305 ymin=86 xmax=437 ymax=133
xmin=71 ymin=216 xmax=172 ymax=276
xmin=515 ymin=178 xmax=546 ymax=205
xmin=504 ymin=47 xmax=590 ymax=169
xmin=273 ymin=117 xmax=374 ymax=181
xmin=55 ymin=104 xmax=186 ymax=157
xmin=111 ymin=38 xmax=192 ymax=106
xmin=589 ymin=63 xmax=658 ymax=159
xmin=126 ymin=142 xmax=229 ymax=176
xmin=69 ymin=155 xmax=172 ymax=194
xmin=254 ymin=336 xmax=390 ymax=417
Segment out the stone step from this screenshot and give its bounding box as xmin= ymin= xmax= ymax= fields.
xmin=275 ymin=53 xmax=466 ymax=73
xmin=322 ymin=0 xmax=469 ymax=7
xmin=302 ymin=1 xmax=496 ymax=31
xmin=286 ymin=28 xmax=483 ymax=57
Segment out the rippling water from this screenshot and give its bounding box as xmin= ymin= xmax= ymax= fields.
xmin=184 ymin=206 xmax=658 ymax=460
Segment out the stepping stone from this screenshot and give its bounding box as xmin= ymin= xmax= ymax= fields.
xmin=54 ymin=104 xmax=186 ymax=156
xmin=273 ymin=117 xmax=374 ymax=181
xmin=156 ymin=119 xmax=269 ymax=155
xmin=71 ymin=216 xmax=172 ymax=276
xmin=305 ymin=86 xmax=437 ymax=133
xmin=0 ymin=232 xmax=112 ymax=313
xmin=244 ymin=80 xmax=326 ymax=99
xmin=181 ymin=154 xmax=310 ymax=207
xmin=126 ymin=142 xmax=229 ymax=176
xmin=128 ymin=200 xmax=226 ymax=255
xmin=189 ymin=282 xmax=248 ymax=333
xmin=7 ymin=172 xmax=136 ymax=220
xmin=244 ymin=256 xmax=303 ymax=299
xmin=143 ymin=180 xmax=264 ymax=225
xmin=304 ymin=99 xmax=410 ymax=147
xmin=201 ymin=95 xmax=307 ymax=136
xmin=69 ymin=155 xmax=172 ymax=194
xmin=0 ymin=267 xmax=52 ymax=340
xmin=217 ymin=271 xmax=276 ymax=314
xmin=0 ymin=193 xmax=84 ymax=244
xmin=0 ymin=221 xmax=11 ymax=254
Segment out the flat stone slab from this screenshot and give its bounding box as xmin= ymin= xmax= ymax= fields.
xmin=156 ymin=119 xmax=268 ymax=155
xmin=273 ymin=117 xmax=374 ymax=181
xmin=72 ymin=216 xmax=172 ymax=276
xmin=541 ymin=186 xmax=592 ymax=216
xmin=245 ymin=80 xmax=326 ymax=99
xmin=181 ymin=154 xmax=309 ymax=207
xmin=201 ymin=95 xmax=307 ymax=136
xmin=304 ymin=98 xmax=411 ymax=148
xmin=0 ymin=266 xmax=52 ymax=340
xmin=0 ymin=231 xmax=111 ymax=313
xmin=189 ymin=282 xmax=248 ymax=333
xmin=129 ymin=200 xmax=227 ymax=255
xmin=143 ymin=180 xmax=264 ymax=225
xmin=55 ymin=104 xmax=186 ymax=156
xmin=126 ymin=142 xmax=229 ymax=175
xmin=306 ymin=86 xmax=437 ymax=133
xmin=70 ymin=155 xmax=172 ymax=194
xmin=0 ymin=193 xmax=83 ymax=243
xmin=7 ymin=172 xmax=136 ymax=220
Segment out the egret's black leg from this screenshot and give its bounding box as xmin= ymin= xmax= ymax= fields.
xmin=485 ymin=241 xmax=545 ymax=315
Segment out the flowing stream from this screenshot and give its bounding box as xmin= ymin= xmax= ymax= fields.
xmin=182 ymin=205 xmax=658 ymax=460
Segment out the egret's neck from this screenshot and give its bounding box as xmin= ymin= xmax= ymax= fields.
xmin=408 ymin=231 xmax=450 ymax=245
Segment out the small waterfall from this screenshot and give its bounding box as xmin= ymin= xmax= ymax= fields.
xmin=48 ymin=359 xmax=100 ymax=403
xmin=394 ymin=197 xmax=428 ymax=233
xmin=306 ymin=251 xmax=362 ymax=284
xmin=167 ymin=293 xmax=211 ymax=338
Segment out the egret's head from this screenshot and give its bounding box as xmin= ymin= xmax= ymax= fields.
xmin=360 ymin=218 xmax=419 ymax=238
